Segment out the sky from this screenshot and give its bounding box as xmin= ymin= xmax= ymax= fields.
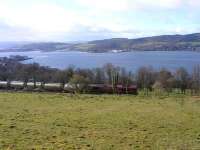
xmin=0 ymin=0 xmax=200 ymax=42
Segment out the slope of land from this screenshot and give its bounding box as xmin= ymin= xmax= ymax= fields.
xmin=2 ymin=33 xmax=200 ymax=52
xmin=0 ymin=42 xmax=72 ymax=52
xmin=0 ymin=92 xmax=200 ymax=149
xmin=71 ymin=33 xmax=200 ymax=52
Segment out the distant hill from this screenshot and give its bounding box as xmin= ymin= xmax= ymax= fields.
xmin=70 ymin=33 xmax=200 ymax=52
xmin=0 ymin=42 xmax=28 ymax=50
xmin=0 ymin=42 xmax=72 ymax=52
xmin=18 ymin=42 xmax=72 ymax=52
xmin=1 ymin=33 xmax=200 ymax=52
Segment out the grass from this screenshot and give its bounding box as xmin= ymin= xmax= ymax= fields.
xmin=0 ymin=92 xmax=200 ymax=149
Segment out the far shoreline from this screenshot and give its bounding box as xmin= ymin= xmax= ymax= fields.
xmin=0 ymin=49 xmax=200 ymax=54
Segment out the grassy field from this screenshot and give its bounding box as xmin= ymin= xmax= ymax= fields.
xmin=0 ymin=92 xmax=200 ymax=149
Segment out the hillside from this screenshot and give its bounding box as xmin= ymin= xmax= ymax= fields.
xmin=71 ymin=33 xmax=200 ymax=52
xmin=1 ymin=33 xmax=200 ymax=52
xmin=0 ymin=42 xmax=72 ymax=52
xmin=0 ymin=42 xmax=32 ymax=50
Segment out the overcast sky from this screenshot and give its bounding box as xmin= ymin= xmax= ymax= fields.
xmin=0 ymin=0 xmax=199 ymax=42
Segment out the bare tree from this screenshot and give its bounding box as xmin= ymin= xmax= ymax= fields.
xmin=174 ymin=67 xmax=189 ymax=94
xmin=136 ymin=66 xmax=156 ymax=95
xmin=157 ymin=68 xmax=173 ymax=92
xmin=55 ymin=68 xmax=73 ymax=89
xmin=69 ymin=74 xmax=90 ymax=93
xmin=103 ymin=63 xmax=115 ymax=84
xmin=191 ymin=65 xmax=200 ymax=94
xmin=93 ymin=68 xmax=106 ymax=84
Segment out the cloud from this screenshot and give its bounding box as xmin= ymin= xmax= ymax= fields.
xmin=76 ymin=0 xmax=183 ymax=12
xmin=0 ymin=0 xmax=199 ymax=41
xmin=76 ymin=0 xmax=200 ymax=12
xmin=188 ymin=0 xmax=200 ymax=7
xmin=0 ymin=0 xmax=138 ymax=41
xmin=0 ymin=21 xmax=37 ymax=41
xmin=76 ymin=0 xmax=129 ymax=11
xmin=135 ymin=0 xmax=182 ymax=9
xmin=0 ymin=2 xmax=79 ymax=33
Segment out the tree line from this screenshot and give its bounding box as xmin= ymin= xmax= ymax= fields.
xmin=1 ymin=56 xmax=200 ymax=94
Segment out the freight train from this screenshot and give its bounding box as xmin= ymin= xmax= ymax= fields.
xmin=0 ymin=81 xmax=138 ymax=94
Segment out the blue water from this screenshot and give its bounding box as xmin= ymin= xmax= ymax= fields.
xmin=0 ymin=51 xmax=200 ymax=72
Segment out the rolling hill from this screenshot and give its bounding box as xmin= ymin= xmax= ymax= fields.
xmin=71 ymin=33 xmax=200 ymax=52
xmin=1 ymin=33 xmax=200 ymax=52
